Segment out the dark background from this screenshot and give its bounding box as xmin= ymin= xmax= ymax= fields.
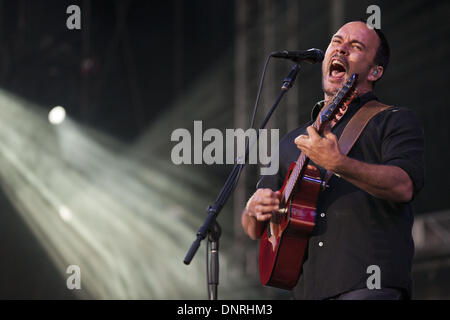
xmin=0 ymin=0 xmax=446 ymax=212
xmin=0 ymin=0 xmax=448 ymax=299
xmin=0 ymin=0 xmax=234 ymax=141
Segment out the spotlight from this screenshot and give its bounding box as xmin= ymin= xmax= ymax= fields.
xmin=48 ymin=106 xmax=66 ymax=125
xmin=58 ymin=205 xmax=72 ymax=222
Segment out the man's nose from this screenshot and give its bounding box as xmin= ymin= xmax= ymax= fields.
xmin=335 ymin=43 xmax=349 ymax=56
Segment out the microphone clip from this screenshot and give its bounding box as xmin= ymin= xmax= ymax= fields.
xmin=281 ymin=63 xmax=301 ymax=91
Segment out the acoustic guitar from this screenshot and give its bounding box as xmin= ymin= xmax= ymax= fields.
xmin=259 ymin=73 xmax=358 ymax=289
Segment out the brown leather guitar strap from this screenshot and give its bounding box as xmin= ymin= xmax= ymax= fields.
xmin=323 ymin=100 xmax=392 ymax=185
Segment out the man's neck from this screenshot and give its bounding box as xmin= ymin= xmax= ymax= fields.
xmin=323 ymin=84 xmax=372 ymax=103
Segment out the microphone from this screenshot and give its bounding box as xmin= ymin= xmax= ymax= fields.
xmin=271 ymin=48 xmax=324 ymax=64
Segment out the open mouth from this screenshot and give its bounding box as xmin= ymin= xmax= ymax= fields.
xmin=329 ymin=59 xmax=347 ymax=79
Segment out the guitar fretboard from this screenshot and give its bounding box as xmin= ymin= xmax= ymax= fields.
xmin=281 ymin=113 xmax=321 ymax=203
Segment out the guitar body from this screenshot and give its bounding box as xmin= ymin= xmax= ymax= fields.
xmin=259 ymin=163 xmax=321 ymax=289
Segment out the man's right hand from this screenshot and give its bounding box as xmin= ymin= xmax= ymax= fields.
xmin=246 ymin=189 xmax=281 ymax=222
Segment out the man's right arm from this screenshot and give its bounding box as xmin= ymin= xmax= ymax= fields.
xmin=241 ymin=189 xmax=281 ymax=240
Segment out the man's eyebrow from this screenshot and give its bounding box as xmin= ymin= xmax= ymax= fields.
xmin=331 ymin=35 xmax=366 ymax=48
xmin=351 ymin=39 xmax=366 ymax=48
xmin=332 ymin=34 xmax=343 ymax=40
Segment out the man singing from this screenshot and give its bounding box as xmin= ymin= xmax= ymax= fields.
xmin=241 ymin=21 xmax=425 ymax=300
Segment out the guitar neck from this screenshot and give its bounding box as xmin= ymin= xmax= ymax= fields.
xmin=282 ymin=115 xmax=323 ymax=203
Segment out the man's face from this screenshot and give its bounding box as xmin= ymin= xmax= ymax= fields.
xmin=322 ymin=21 xmax=380 ymax=97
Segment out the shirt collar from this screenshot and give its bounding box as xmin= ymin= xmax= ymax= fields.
xmin=310 ymin=91 xmax=378 ymax=121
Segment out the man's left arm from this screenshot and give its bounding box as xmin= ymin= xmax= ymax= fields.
xmin=295 ymin=109 xmax=424 ymax=203
xmin=329 ymin=155 xmax=413 ymax=203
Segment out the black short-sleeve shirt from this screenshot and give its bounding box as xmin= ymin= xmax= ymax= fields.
xmin=257 ymin=92 xmax=425 ymax=300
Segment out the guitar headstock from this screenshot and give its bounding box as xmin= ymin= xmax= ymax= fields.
xmin=319 ymin=73 xmax=358 ymax=125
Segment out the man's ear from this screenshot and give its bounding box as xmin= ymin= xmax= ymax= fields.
xmin=367 ymin=65 xmax=384 ymax=82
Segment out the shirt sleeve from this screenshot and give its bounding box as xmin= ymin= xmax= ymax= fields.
xmin=255 ymin=128 xmax=300 ymax=192
xmin=379 ymin=108 xmax=425 ymax=200
xmin=255 ymin=142 xmax=284 ymax=191
xmin=256 ymin=172 xmax=283 ymax=191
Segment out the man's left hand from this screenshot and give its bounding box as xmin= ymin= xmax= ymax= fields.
xmin=294 ymin=125 xmax=344 ymax=171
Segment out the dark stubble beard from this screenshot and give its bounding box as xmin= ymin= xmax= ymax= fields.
xmin=322 ymin=79 xmax=339 ymax=102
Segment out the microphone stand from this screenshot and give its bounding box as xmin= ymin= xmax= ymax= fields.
xmin=183 ymin=63 xmax=301 ymax=300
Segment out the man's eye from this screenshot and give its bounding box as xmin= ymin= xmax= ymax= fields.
xmin=353 ymin=44 xmax=362 ymax=50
